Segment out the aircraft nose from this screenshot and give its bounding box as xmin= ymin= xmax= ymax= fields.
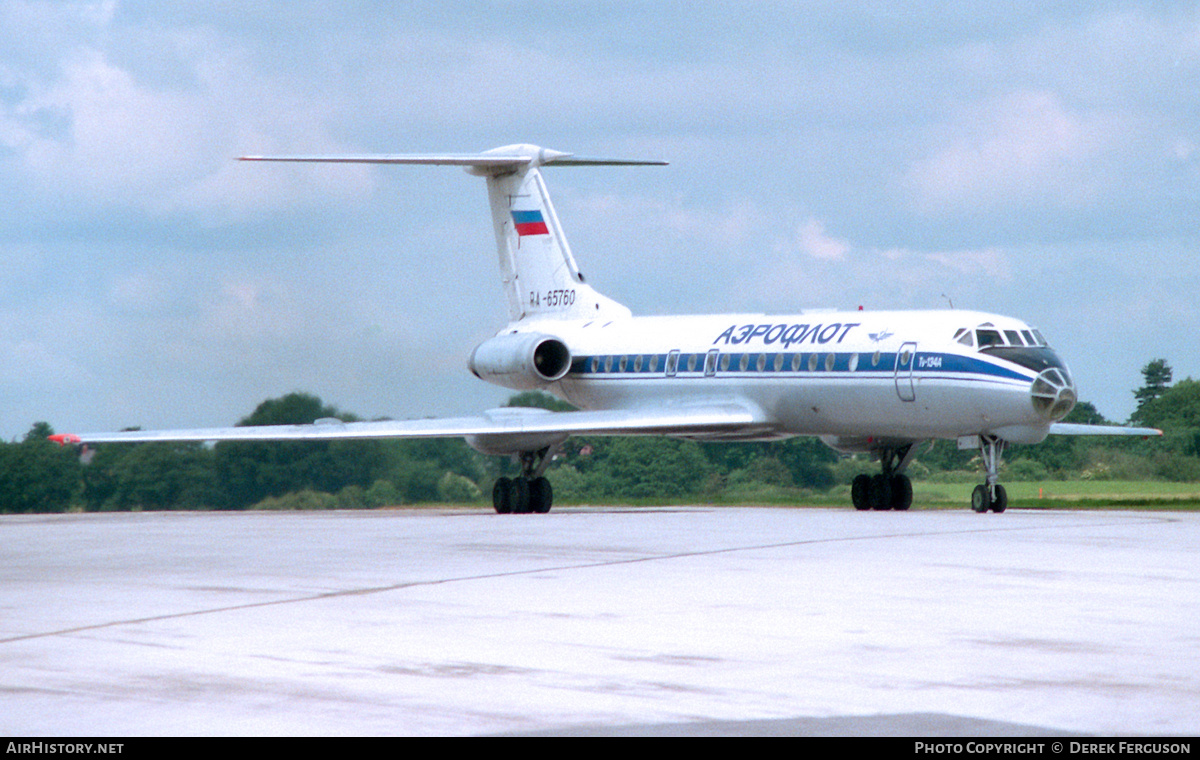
xmin=1031 ymin=368 xmax=1077 ymax=421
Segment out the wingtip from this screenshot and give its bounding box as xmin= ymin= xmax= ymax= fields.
xmin=48 ymin=433 xmax=82 ymax=446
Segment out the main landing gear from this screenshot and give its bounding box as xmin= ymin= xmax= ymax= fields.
xmin=848 ymin=435 xmax=1012 ymax=513
xmin=970 ymin=434 xmax=1008 ymax=513
xmin=492 ymin=445 xmax=556 ymax=514
xmin=851 ymin=444 xmax=915 ymax=511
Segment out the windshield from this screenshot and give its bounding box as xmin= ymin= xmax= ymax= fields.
xmin=963 ymin=323 xmax=1048 ymax=349
xmin=982 ymin=345 xmax=1071 ymax=375
xmin=961 ymin=323 xmax=1067 ymax=374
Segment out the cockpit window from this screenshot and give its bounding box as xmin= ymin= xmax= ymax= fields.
xmin=970 ymin=325 xmax=1051 ymax=350
xmin=977 ymin=328 xmax=1003 ymax=348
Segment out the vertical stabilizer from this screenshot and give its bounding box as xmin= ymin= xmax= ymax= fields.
xmin=481 ymin=151 xmax=632 ymax=322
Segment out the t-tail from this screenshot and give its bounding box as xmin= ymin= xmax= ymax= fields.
xmin=240 ymin=144 xmax=665 ymax=323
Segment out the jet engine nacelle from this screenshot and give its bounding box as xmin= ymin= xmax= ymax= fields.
xmin=468 ymin=332 xmax=572 ymax=390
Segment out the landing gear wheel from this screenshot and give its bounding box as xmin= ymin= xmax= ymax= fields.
xmin=852 ymin=443 xmax=917 ymax=512
xmin=851 ymin=474 xmax=872 ymax=510
xmin=492 ymin=475 xmax=553 ymax=514
xmin=510 ymin=476 xmax=531 ymax=514
xmin=971 ymin=484 xmax=991 ymax=513
xmin=492 ymin=477 xmax=514 ymax=514
xmin=891 ymin=474 xmax=913 ymax=511
xmin=529 ymin=476 xmax=553 ymax=513
xmin=870 ymin=474 xmax=892 ymax=511
xmin=493 ymin=444 xmax=559 ymax=515
xmin=990 ymin=484 xmax=1007 ymax=513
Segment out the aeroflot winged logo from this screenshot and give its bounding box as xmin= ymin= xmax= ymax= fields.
xmin=512 ymin=209 xmax=549 ymax=237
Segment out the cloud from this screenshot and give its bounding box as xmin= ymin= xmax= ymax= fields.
xmin=795 ymin=218 xmax=850 ymax=261
xmin=904 ymin=90 xmax=1123 ymax=214
xmin=920 ymin=247 xmax=1010 ymax=282
xmin=0 ymin=22 xmax=374 ymax=224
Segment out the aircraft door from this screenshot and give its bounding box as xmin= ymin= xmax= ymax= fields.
xmin=895 ymin=342 xmax=917 ymax=402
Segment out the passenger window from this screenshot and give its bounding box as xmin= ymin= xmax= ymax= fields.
xmin=756 ymin=354 xmax=767 ymax=372
xmin=665 ymin=351 xmax=679 ymax=376
xmin=791 ymin=353 xmax=802 ymax=371
xmin=773 ymin=354 xmax=784 ymax=371
xmin=719 ymin=353 xmax=730 ymax=371
xmin=808 ymin=353 xmax=818 ymax=371
xmin=824 ymin=353 xmax=835 ymax=371
xmin=686 ymin=354 xmax=698 ymax=372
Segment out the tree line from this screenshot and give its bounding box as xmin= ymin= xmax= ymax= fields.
xmin=1 ymin=359 xmax=1196 ymax=513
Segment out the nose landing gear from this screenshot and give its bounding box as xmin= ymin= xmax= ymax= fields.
xmin=970 ymin=435 xmax=1008 ymax=513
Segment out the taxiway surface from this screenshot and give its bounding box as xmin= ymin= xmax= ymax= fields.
xmin=1 ymin=507 xmax=1197 ymax=736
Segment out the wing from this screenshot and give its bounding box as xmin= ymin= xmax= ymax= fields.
xmin=50 ymin=403 xmax=773 ymax=454
xmin=1048 ymin=423 xmax=1162 ymax=436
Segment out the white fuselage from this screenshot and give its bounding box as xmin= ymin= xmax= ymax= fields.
xmin=511 ymin=308 xmax=1075 ymax=449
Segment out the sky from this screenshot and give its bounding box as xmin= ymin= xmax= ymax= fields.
xmin=1 ymin=1 xmax=1198 ymax=440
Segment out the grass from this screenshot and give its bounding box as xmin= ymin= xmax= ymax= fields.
xmin=897 ymin=479 xmax=1200 ymax=510
xmin=669 ymin=480 xmax=1200 ymax=511
xmin=996 ymin=480 xmax=1200 ymax=510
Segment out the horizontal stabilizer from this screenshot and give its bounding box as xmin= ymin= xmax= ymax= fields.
xmin=1049 ymin=423 xmax=1162 ymax=436
xmin=240 ymin=154 xmax=533 ymax=167
xmin=240 ymin=145 xmax=667 ymax=174
xmin=542 ymin=156 xmax=670 ymax=167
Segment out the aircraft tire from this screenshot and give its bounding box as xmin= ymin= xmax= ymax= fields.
xmin=971 ymin=484 xmax=991 ymax=513
xmin=530 ymin=476 xmax=553 ymax=513
xmin=851 ymin=474 xmax=872 ymax=510
xmin=891 ymin=474 xmax=913 ymax=511
xmin=511 ymin=476 xmax=531 ymax=514
xmin=990 ymin=484 xmax=1008 ymax=513
xmin=493 ymin=477 xmax=514 ymax=514
xmin=870 ymin=474 xmax=892 ymax=510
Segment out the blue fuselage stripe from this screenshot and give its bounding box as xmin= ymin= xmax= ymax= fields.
xmin=569 ymin=351 xmax=1031 ymax=383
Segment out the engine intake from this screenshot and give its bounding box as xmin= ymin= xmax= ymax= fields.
xmin=468 ymin=333 xmax=572 ymax=390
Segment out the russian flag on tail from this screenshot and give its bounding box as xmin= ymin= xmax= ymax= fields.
xmin=512 ymin=209 xmax=549 ymax=237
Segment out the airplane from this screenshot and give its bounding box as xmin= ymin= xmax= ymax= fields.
xmin=51 ymin=144 xmax=1161 ymax=514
